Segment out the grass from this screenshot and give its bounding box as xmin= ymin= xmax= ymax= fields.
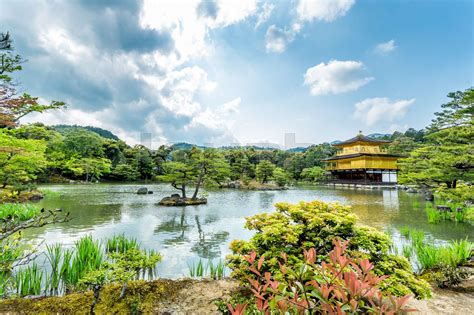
xmin=106 ymin=234 xmax=139 ymax=253
xmin=188 ymin=259 xmax=226 ymax=279
xmin=45 ymin=244 xmax=62 ymax=295
xmin=14 ymin=263 xmax=43 ymax=297
xmin=0 ymin=203 xmax=40 ymax=221
xmin=411 ymin=237 xmax=473 ymax=273
xmin=399 ymin=226 xmax=411 ymax=238
xmin=402 ymin=244 xmax=413 ymax=260
xmin=415 ymin=245 xmax=441 ymax=271
xmin=425 ymin=203 xmax=442 ymax=224
xmin=409 ymin=229 xmax=425 ymax=248
xmin=208 ymin=259 xmax=226 ymax=280
xmin=188 ymin=259 xmax=205 ymax=277
xmin=70 ymin=236 xmax=104 ymax=286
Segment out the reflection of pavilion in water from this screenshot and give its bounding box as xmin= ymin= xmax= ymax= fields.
xmin=332 ymin=189 xmax=400 ymax=227
xmin=154 ymin=209 xmax=229 ymax=259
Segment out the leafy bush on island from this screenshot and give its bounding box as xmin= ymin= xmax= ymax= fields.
xmin=227 ymin=200 xmax=431 ymax=299
xmin=227 ymin=240 xmax=415 ymax=314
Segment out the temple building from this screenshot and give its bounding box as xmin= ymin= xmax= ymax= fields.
xmin=323 ymin=132 xmax=400 ymax=184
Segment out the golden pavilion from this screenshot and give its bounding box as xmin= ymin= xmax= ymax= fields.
xmin=323 ymin=132 xmax=400 ymax=184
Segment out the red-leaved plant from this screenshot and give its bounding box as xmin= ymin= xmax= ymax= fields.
xmin=228 ymin=239 xmax=416 ymax=314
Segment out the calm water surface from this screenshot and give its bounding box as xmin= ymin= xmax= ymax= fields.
xmin=26 ymin=184 xmax=473 ymax=278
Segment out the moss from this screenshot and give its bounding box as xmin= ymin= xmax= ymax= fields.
xmin=0 ymin=291 xmax=93 ymax=314
xmin=0 ymin=279 xmax=195 ymax=314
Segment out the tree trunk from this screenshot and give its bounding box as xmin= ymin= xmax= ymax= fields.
xmin=452 ymin=179 xmax=457 ymax=189
xmin=182 ymin=184 xmax=186 ymax=198
xmin=192 ymin=171 xmax=205 ymax=200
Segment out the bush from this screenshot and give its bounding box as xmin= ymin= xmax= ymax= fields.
xmin=227 ymin=240 xmax=416 ymax=314
xmin=227 ymin=200 xmax=431 ymax=299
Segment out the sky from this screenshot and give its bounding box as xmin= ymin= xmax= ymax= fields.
xmin=1 ymin=0 xmax=473 ymax=148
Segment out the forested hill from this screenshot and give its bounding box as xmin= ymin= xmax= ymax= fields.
xmin=53 ymin=125 xmax=120 ymax=140
xmin=0 ymin=118 xmax=430 ymax=186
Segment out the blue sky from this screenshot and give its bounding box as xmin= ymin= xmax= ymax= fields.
xmin=2 ymin=0 xmax=472 ymax=147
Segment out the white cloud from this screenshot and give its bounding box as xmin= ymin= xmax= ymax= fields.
xmin=389 ymin=124 xmax=409 ymax=133
xmin=265 ymin=25 xmax=296 ymax=53
xmin=5 ymin=0 xmax=254 ymax=147
xmin=374 ymin=40 xmax=397 ymax=55
xmin=141 ymin=0 xmax=258 ymax=68
xmin=304 ymin=60 xmax=374 ymax=95
xmin=296 ymin=0 xmax=355 ymax=22
xmin=220 ymin=97 xmax=241 ymax=114
xmin=157 ymin=66 xmax=217 ymax=116
xmin=353 ymin=97 xmax=415 ymax=126
xmin=255 ymin=2 xmax=275 ymax=29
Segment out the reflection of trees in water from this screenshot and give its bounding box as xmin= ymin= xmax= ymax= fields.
xmin=154 ymin=208 xmax=190 ymax=245
xmin=191 ymin=215 xmax=229 ymax=259
xmin=258 ymin=192 xmax=275 ymax=209
xmin=153 ymin=211 xmax=229 ymax=255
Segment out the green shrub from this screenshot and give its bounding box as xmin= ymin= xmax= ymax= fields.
xmin=229 ymin=240 xmax=415 ymax=314
xmin=227 ymin=200 xmax=431 ymax=298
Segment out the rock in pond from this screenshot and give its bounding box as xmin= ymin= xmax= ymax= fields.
xmin=137 ymin=187 xmax=148 ymax=195
xmin=158 ymin=195 xmax=207 ymax=206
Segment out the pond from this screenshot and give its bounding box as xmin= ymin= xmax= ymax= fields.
xmin=26 ymin=183 xmax=473 ymax=278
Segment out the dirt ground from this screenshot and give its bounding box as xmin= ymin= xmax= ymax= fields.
xmin=407 ymin=277 xmax=474 ymax=315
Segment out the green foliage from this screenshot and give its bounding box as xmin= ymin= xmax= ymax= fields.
xmin=399 ymin=87 xmax=473 ymax=189
xmin=0 ymin=203 xmax=40 ymax=222
xmin=434 ymin=265 xmax=472 ymax=288
xmin=106 ymin=234 xmax=139 ymax=254
xmin=2 ymin=234 xmax=161 ymax=298
xmin=227 ymin=200 xmax=431 ymax=298
xmin=255 ymin=160 xmax=275 ymax=184
xmin=0 ymin=130 xmax=47 ymax=191
xmin=188 ymin=259 xmax=226 ymax=280
xmin=14 ymin=263 xmax=43 ymax=297
xmin=230 ymin=240 xmax=415 ymax=314
xmin=1 ymin=32 xmax=65 ymax=128
xmin=272 ymin=167 xmax=289 ymax=187
xmin=300 ymin=166 xmax=326 ymax=182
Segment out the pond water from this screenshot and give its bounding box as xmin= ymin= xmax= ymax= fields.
xmin=26 ymin=183 xmax=473 ymax=278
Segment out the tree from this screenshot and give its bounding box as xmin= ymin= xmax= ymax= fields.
xmin=158 ymin=161 xmax=196 ymax=198
xmin=300 ymin=166 xmax=326 ymax=182
xmin=429 ymin=88 xmax=473 ymax=131
xmin=63 ymin=129 xmax=105 ymax=158
xmin=69 ymin=157 xmax=111 ymax=182
xmin=129 ymin=145 xmax=155 ymax=180
xmin=110 ymin=164 xmax=139 ymax=181
xmin=399 ymin=88 xmax=473 ymax=188
xmin=0 ymin=130 xmax=46 ymax=192
xmin=189 ymin=148 xmax=228 ymax=199
xmin=1 ymin=32 xmax=65 ymax=128
xmin=256 ymin=160 xmax=275 ymax=184
xmin=273 ymin=167 xmax=289 ymax=187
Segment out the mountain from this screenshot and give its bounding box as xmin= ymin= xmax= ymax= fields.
xmin=170 ymin=142 xmax=207 ymax=150
xmin=53 ymin=125 xmax=120 ymax=140
xmin=367 ymin=133 xmax=392 ymax=140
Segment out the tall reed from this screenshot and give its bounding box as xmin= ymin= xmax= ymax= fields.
xmin=14 ymin=263 xmax=43 ymax=297
xmin=45 ymin=243 xmax=62 ymax=295
xmin=106 ymin=234 xmax=139 ymax=253
xmin=188 ymin=260 xmax=205 ymax=277
xmin=68 ymin=235 xmax=104 ymax=287
xmin=0 ymin=203 xmax=40 ymax=222
xmin=208 ymin=259 xmax=225 ymax=280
